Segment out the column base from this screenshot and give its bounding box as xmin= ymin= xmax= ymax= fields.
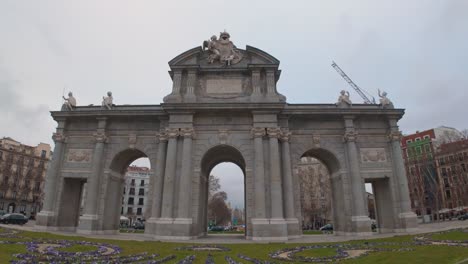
xmin=286 ymin=218 xmax=301 ymax=238
xmin=35 ymin=210 xmax=57 ymax=228
xmin=152 ymin=218 xmax=193 ymax=238
xmin=396 ymin=212 xmax=418 ymax=232
xmin=76 ymin=214 xmax=99 ymax=234
xmin=350 ymin=215 xmax=373 ymax=235
xmin=250 ymin=218 xmax=288 ymax=241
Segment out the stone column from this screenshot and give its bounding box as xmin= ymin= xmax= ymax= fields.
xmin=160 ymin=128 xmax=179 ymax=219
xmin=185 ymin=70 xmax=196 ymax=102
xmin=177 ymin=128 xmax=194 ymax=219
xmin=35 ymin=119 xmax=67 ymax=228
xmin=267 ymin=127 xmax=284 ymax=219
xmin=163 ymin=70 xmax=182 ymax=102
xmin=145 ymin=131 xmax=168 ymax=235
xmin=78 ymin=117 xmax=107 ymax=233
xmin=388 ymin=118 xmax=418 ymax=231
xmin=279 ymin=131 xmax=295 ymax=219
xmin=343 ymin=117 xmax=372 ymax=234
xmin=251 ymin=127 xmax=266 ymax=218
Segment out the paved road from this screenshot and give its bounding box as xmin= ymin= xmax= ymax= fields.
xmin=2 ymin=220 xmax=467 ymax=244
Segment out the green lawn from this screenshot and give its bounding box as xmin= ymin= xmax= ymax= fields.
xmin=0 ymin=227 xmax=467 ymax=263
xmin=302 ymin=230 xmax=323 ymax=235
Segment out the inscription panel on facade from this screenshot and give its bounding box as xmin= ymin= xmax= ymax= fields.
xmin=206 ymin=78 xmax=243 ymax=94
xmin=67 ymin=149 xmax=92 ymax=163
xmin=360 ymin=148 xmax=387 ymax=163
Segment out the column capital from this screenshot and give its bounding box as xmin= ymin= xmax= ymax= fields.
xmin=180 ymin=128 xmax=195 ymax=138
xmin=93 ymin=132 xmax=108 ymax=143
xmin=267 ymin=127 xmax=282 ymax=138
xmin=343 ymin=130 xmax=358 ymax=142
xmin=279 ymin=131 xmax=291 ymax=142
xmin=165 ymin=128 xmax=180 ymax=139
xmin=388 ymin=131 xmax=402 ymax=142
xmin=157 ymin=130 xmax=168 ymax=143
xmin=52 ymin=132 xmax=66 ymax=143
xmin=251 ymin=127 xmax=266 ymax=138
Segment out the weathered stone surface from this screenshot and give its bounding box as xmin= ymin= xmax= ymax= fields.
xmin=35 ymin=39 xmax=417 ymax=240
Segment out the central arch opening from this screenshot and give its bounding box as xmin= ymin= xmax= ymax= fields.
xmin=200 ymin=145 xmax=246 ymax=238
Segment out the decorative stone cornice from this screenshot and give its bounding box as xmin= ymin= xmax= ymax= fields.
xmin=267 ymin=127 xmax=281 ymax=138
xmin=93 ymin=132 xmax=108 ymax=143
xmin=52 ymin=132 xmax=66 ymax=143
xmin=165 ymin=128 xmax=180 ymax=139
xmin=388 ymin=131 xmax=402 ymax=142
xmin=251 ymin=127 xmax=266 ymax=138
xmin=180 ymin=128 xmax=195 ymax=138
xmin=343 ymin=130 xmax=358 ymax=143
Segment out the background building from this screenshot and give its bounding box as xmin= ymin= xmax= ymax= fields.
xmin=0 ymin=137 xmax=51 ymax=217
xmin=296 ymin=156 xmax=333 ymax=230
xmin=121 ymin=165 xmax=150 ymax=223
xmin=401 ymin=126 xmax=466 ymax=220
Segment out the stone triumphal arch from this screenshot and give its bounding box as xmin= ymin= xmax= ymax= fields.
xmin=36 ymin=32 xmax=417 ymax=240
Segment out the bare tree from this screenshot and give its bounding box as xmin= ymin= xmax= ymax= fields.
xmin=461 ymin=129 xmax=468 ymax=139
xmin=208 ymin=174 xmax=220 ymax=198
xmin=208 ymin=191 xmax=231 ymax=226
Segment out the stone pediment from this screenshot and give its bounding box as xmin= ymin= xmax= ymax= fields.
xmin=164 ymin=32 xmax=285 ymax=104
xmin=168 ymin=46 xmax=280 ymax=69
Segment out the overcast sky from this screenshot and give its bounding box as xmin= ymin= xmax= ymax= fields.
xmin=1 ymin=1 xmax=467 ymax=208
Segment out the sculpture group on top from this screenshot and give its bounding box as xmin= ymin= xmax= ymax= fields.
xmin=202 ymin=31 xmax=243 ymax=66
xmin=62 ymin=91 xmax=115 ymax=110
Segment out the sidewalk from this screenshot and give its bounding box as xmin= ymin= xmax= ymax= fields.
xmin=2 ymin=220 xmax=467 ymax=244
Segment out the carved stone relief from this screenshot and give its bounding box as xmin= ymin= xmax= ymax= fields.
xmin=67 ymin=149 xmax=93 ymax=163
xmin=360 ymin=148 xmax=387 ymax=163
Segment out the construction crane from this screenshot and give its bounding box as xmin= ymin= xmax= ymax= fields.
xmin=331 ymin=61 xmax=376 ymax=104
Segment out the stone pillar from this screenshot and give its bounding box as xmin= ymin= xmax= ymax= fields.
xmin=343 ymin=117 xmax=372 ymax=234
xmin=163 ymin=70 xmax=182 ymax=102
xmin=280 ymin=130 xmax=300 ymax=237
xmin=267 ymin=127 xmax=284 ymax=219
xmin=265 ymin=70 xmax=276 ymax=97
xmin=388 ymin=118 xmax=418 ymax=231
xmin=251 ymin=70 xmax=262 ymax=99
xmin=176 ymin=128 xmax=194 ymax=219
xmin=145 ymin=131 xmax=168 ymax=235
xmin=35 ymin=119 xmax=67 ymax=229
xmin=160 ymin=128 xmax=179 ymax=219
xmin=185 ymin=70 xmax=196 ymax=102
xmin=251 ymin=127 xmax=266 ymax=218
xmin=78 ymin=117 xmax=107 ymax=234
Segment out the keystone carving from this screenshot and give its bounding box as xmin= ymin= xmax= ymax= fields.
xmin=218 ymin=129 xmax=229 ymax=144
xmin=312 ymin=134 xmax=321 ymax=148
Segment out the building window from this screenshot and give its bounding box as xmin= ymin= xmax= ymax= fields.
xmin=0 ymin=151 xmax=2 ymax=158
xmin=406 ymin=139 xmax=412 ymax=144
xmin=137 ymin=208 xmax=142 ymax=215
xmin=138 ymin=198 xmax=144 ymax=205
xmin=19 ymin=204 xmax=26 ymax=213
xmin=128 ymin=197 xmax=134 ymax=205
xmin=131 ymin=179 xmax=135 ymax=186
xmin=12 ymin=192 xmax=17 ymax=199
xmin=446 ymin=190 xmax=451 ymax=199
xmin=127 ymin=207 xmax=133 ymax=214
xmin=415 ymin=137 xmax=421 ymax=142
xmin=424 ymin=144 xmax=431 ymax=153
xmin=34 ymin=182 xmax=40 ymax=191
xmin=41 ymin=150 xmax=47 ymax=158
xmin=423 ymin=135 xmax=430 ymax=140
xmin=444 ymin=178 xmax=449 ymax=188
xmin=0 ymin=202 xmax=3 ymax=210
xmin=129 ymin=188 xmax=135 ymax=195
xmin=123 ymin=187 xmax=126 ymax=194
xmin=31 ymin=206 xmax=36 ymax=213
xmin=140 ymin=180 xmax=145 ymax=186
xmin=138 ymin=188 xmax=144 ymax=196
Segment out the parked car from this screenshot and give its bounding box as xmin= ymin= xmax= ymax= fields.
xmin=319 ymin=224 xmax=333 ymax=231
xmin=209 ymin=226 xmax=225 ymax=232
xmin=458 ymin=213 xmax=468 ymax=221
xmin=133 ymin=221 xmax=145 ymax=230
xmin=0 ymin=213 xmax=28 ymax=225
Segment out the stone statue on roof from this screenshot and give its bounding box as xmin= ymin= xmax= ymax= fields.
xmin=102 ymin=91 xmax=113 ymax=110
xmin=62 ymin=92 xmax=77 ymax=111
xmin=378 ymin=89 xmax=394 ymax=108
xmin=202 ymin=31 xmax=243 ymax=66
xmin=336 ymin=90 xmax=352 ymax=107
